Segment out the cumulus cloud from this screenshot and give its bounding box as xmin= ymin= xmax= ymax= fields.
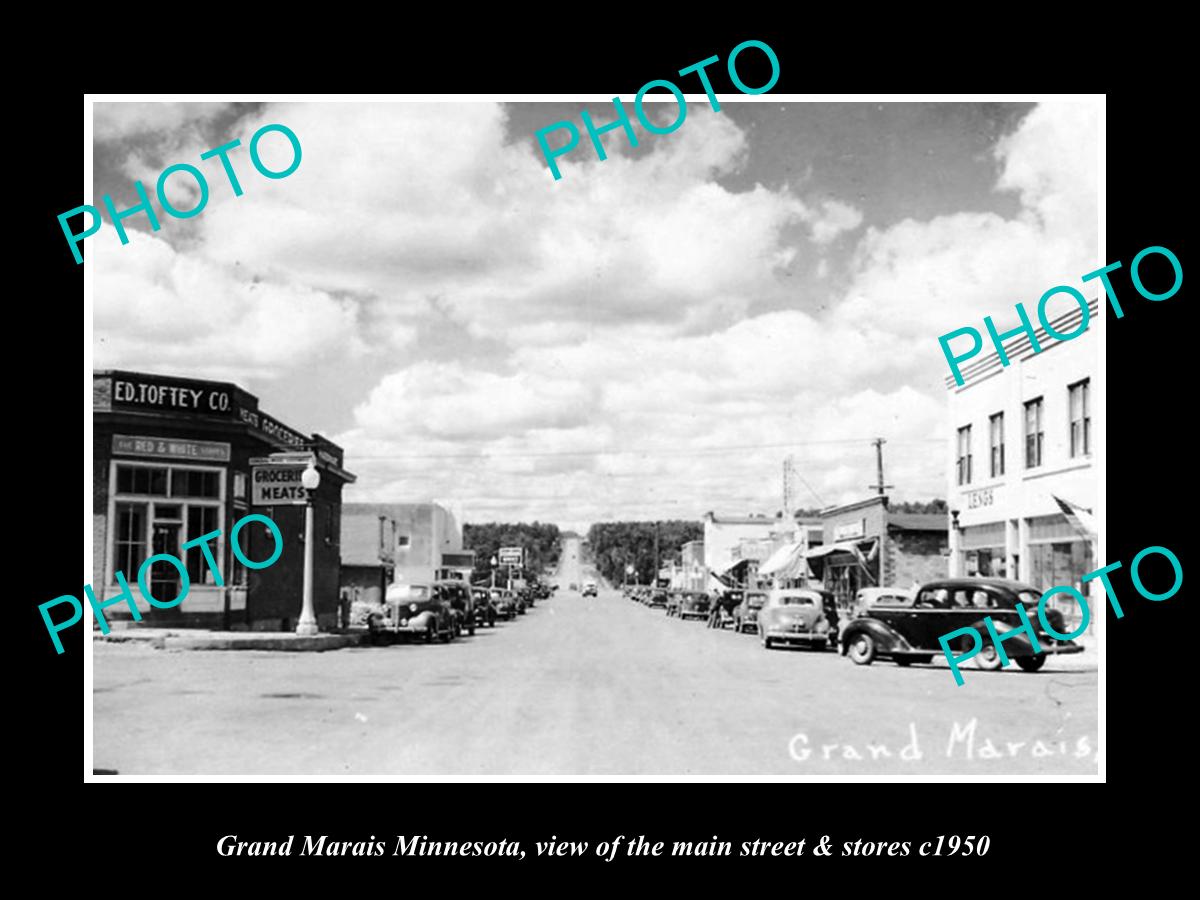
xmin=93 ymin=99 xmax=1099 ymax=529
xmin=94 ymin=102 xmax=232 ymax=143
xmin=809 ymin=199 xmax=864 ymax=244
xmin=92 ymin=233 xmax=367 ymax=381
xmin=336 ymin=101 xmax=1098 ymax=527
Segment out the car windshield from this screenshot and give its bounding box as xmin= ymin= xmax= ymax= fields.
xmin=779 ymin=595 xmax=816 ymax=606
xmin=1016 ymin=590 xmax=1042 ymax=606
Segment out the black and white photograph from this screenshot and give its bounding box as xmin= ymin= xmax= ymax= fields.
xmin=82 ymin=94 xmax=1103 ymax=778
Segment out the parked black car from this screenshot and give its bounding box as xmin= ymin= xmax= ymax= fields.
xmin=839 ymin=577 xmax=1085 ymax=670
xmin=489 ymin=588 xmax=518 ymax=620
xmin=369 ymin=582 xmax=458 ymax=644
xmin=732 ymin=591 xmax=767 ymax=633
xmin=472 ymin=587 xmax=498 ymax=628
xmin=677 ymin=591 xmax=711 ymax=621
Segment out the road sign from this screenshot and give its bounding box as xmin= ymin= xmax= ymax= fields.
xmin=251 ymin=465 xmax=310 ymax=505
xmin=498 ymin=547 xmax=523 ymax=566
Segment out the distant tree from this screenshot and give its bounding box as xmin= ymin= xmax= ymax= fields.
xmin=463 ymin=522 xmax=562 ymax=583
xmin=889 ymin=499 xmax=948 ymax=514
xmin=585 ymin=520 xmax=703 ymax=585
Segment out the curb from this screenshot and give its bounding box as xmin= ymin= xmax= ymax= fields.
xmin=96 ymin=632 xmax=368 ymax=652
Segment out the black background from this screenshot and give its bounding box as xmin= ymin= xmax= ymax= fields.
xmin=22 ymin=24 xmax=1187 ymax=885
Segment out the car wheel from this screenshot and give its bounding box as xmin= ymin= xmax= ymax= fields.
xmin=1016 ymin=653 xmax=1047 ymax=672
xmin=424 ymin=624 xmax=435 ymax=644
xmin=847 ymin=633 xmax=876 ymax=665
xmin=975 ymin=642 xmax=1003 ymax=670
xmin=440 ymin=625 xmax=453 ymax=643
xmin=760 ymin=629 xmax=772 ymax=650
xmin=468 ymin=622 xmax=476 ymax=636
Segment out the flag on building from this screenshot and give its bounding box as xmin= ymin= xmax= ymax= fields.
xmin=1052 ymin=494 xmax=1096 ymax=537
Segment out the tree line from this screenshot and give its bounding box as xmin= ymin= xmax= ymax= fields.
xmin=463 ymin=522 xmax=562 ymax=583
xmin=586 ymin=520 xmax=704 ymax=586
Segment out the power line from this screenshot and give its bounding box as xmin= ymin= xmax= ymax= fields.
xmin=349 ymin=436 xmax=943 ymax=462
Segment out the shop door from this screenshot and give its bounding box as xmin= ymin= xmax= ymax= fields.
xmin=151 ymin=504 xmax=183 ymax=605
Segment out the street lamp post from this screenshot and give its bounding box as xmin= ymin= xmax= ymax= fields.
xmin=296 ymin=460 xmax=321 ymax=636
xmin=490 ymin=555 xmax=498 ymax=589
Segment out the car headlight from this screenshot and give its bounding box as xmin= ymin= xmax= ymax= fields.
xmin=409 ymin=603 xmax=418 ymax=613
xmin=815 ymin=618 xmax=828 ymax=631
xmin=400 ymin=618 xmax=408 ymax=626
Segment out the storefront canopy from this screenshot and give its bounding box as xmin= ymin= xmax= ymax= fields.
xmin=758 ymin=541 xmax=808 ymax=579
xmin=804 ymin=541 xmax=862 ymax=559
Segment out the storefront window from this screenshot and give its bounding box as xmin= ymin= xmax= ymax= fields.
xmin=117 ymin=466 xmax=168 ymax=496
xmin=185 ymin=506 xmax=221 ymax=584
xmin=1028 ymin=540 xmax=1094 ymax=593
xmin=115 ymin=502 xmax=147 ymax=575
xmin=112 ymin=463 xmax=223 ymax=587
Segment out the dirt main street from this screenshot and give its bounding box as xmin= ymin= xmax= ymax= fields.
xmin=93 ymin=575 xmax=1098 ymax=776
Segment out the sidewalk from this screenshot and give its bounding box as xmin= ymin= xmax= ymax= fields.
xmin=95 ymin=628 xmax=368 ymax=652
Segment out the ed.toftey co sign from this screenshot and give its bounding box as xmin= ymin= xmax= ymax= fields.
xmin=112 ymin=377 xmax=232 ymax=413
xmin=251 ymin=466 xmax=310 ymax=505
xmin=498 ymin=547 xmax=524 ymax=566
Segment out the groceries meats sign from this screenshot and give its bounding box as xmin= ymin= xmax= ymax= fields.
xmin=251 ymin=465 xmax=311 ymax=505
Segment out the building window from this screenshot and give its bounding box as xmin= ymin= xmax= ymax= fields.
xmin=114 ymin=502 xmax=148 ymax=575
xmin=184 ymin=506 xmax=221 ymax=584
xmin=956 ymin=425 xmax=973 ymax=485
xmin=398 ymin=535 xmax=410 ymax=548
xmin=1024 ymin=398 xmax=1044 ymax=468
xmin=113 ymin=463 xmax=223 ymax=585
xmin=116 ymin=465 xmax=168 ymax=496
xmin=989 ymin=412 xmax=1005 ymax=478
xmin=1069 ymin=378 xmax=1091 ymax=457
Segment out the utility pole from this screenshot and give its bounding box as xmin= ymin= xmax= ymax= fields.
xmin=653 ymin=520 xmax=660 ymax=585
xmin=868 ymin=437 xmax=894 ymax=496
xmin=782 ymin=456 xmax=794 ymax=520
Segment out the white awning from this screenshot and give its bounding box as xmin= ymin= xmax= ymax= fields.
xmin=759 ymin=541 xmax=806 ymax=577
xmin=804 ymin=540 xmax=862 ymax=559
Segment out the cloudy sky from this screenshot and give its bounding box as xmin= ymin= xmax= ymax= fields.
xmin=91 ymin=98 xmax=1099 ymax=530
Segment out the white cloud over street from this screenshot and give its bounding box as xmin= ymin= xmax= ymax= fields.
xmin=92 ymin=99 xmax=1099 ymax=529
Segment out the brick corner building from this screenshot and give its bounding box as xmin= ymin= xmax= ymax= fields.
xmin=92 ymin=369 xmax=356 ymax=630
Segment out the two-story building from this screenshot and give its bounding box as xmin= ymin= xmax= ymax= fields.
xmin=945 ymin=296 xmax=1099 ymax=598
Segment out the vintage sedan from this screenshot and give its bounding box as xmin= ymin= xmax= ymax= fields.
xmin=472 ymin=587 xmax=498 ymax=628
xmin=852 ymin=586 xmax=915 ymax=619
xmin=759 ymin=589 xmax=838 ymax=649
xmin=732 ymin=591 xmax=767 ymax=633
xmin=839 ymin=577 xmax=1085 ymax=670
xmin=645 ymin=587 xmax=670 ymax=609
xmin=438 ymin=580 xmax=477 ymax=636
xmin=677 ymin=591 xmax=711 ymax=621
xmin=368 ymin=582 xmax=458 ymax=644
xmin=489 ymin=588 xmax=518 ymax=620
